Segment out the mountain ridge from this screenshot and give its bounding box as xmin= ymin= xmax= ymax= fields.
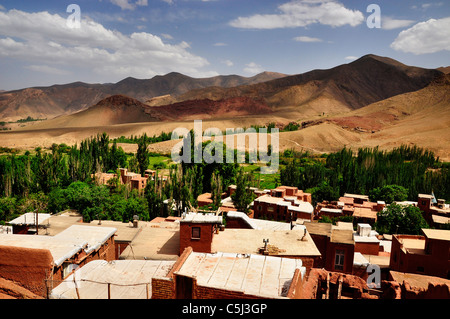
xmin=0 ymin=71 xmax=286 ymax=122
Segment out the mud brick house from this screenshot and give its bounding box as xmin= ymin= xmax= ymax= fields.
xmin=179 ymin=213 xmax=224 ymax=255
xmin=0 ymin=225 xmax=116 ymax=297
xmin=93 ymin=168 xmax=156 ymax=193
xmin=417 ymin=194 xmax=450 ymax=227
xmin=315 ymin=193 xmax=385 ymax=225
xmin=152 ymin=247 xmax=307 ymax=299
xmin=50 ymin=259 xmax=176 ymax=299
xmin=305 ymin=222 xmax=356 ymax=274
xmin=8 ymin=212 xmax=52 ymax=234
xmin=389 ymin=228 xmax=450 ymax=279
xmin=177 ymin=212 xmax=321 ymax=274
xmin=253 ymin=191 xmax=314 ymax=223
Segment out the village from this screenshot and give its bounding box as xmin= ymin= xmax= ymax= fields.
xmin=0 ymin=167 xmax=449 ymax=300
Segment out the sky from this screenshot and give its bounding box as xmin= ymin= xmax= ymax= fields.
xmin=0 ymin=0 xmax=449 ymax=91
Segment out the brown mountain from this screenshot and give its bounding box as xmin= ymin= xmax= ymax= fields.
xmin=437 ymin=66 xmax=450 ymax=74
xmin=0 ymin=72 xmax=286 ymax=122
xmin=31 ymin=95 xmax=159 ymax=128
xmin=30 ymin=94 xmax=273 ymax=128
xmin=145 ymin=96 xmax=273 ymax=121
xmin=175 ymin=55 xmax=443 ymax=118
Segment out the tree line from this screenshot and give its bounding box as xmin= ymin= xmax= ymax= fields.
xmin=280 ymin=145 xmax=450 ymax=204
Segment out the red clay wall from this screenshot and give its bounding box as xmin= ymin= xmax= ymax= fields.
xmin=355 ymin=242 xmax=379 ymax=256
xmin=0 ymin=245 xmax=53 ymax=298
xmin=179 ymin=223 xmax=215 ymax=255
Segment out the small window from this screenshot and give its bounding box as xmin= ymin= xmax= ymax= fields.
xmin=191 ymin=227 xmax=201 ymax=239
xmin=417 ymin=266 xmax=424 ymax=273
xmin=335 ymin=249 xmax=345 ymax=271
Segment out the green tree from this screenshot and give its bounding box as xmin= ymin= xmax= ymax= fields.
xmin=369 ymin=185 xmax=408 ymax=204
xmin=231 ymin=168 xmax=255 ymax=214
xmin=376 ymin=203 xmax=428 ymax=235
xmin=136 ymin=134 xmax=150 ymax=176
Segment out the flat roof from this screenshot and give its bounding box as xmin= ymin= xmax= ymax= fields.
xmin=432 ymin=215 xmax=450 ymax=225
xmin=8 ymin=213 xmax=52 ymax=226
xmin=343 ymin=193 xmax=369 ymax=200
xmin=226 ymin=211 xmax=292 ymax=231
xmin=88 ymin=220 xmax=142 ymax=242
xmin=422 ymin=228 xmax=450 ymax=241
xmin=181 ymin=213 xmax=223 ymax=224
xmin=50 ymin=259 xmax=175 ymax=299
xmin=330 ymin=229 xmax=354 ymax=245
xmin=254 ymin=195 xmax=285 ymax=204
xmin=119 ymin=226 xmax=179 ymax=261
xmin=353 ymin=207 xmax=377 ymax=219
xmin=418 ymin=194 xmax=434 ymax=199
xmin=54 ymin=225 xmax=117 ymax=254
xmin=390 ymin=271 xmax=450 ymax=290
xmin=175 ymin=251 xmax=304 ymax=298
xmin=0 ymin=234 xmax=87 ymax=267
xmin=211 ymin=228 xmax=321 ymax=257
xmin=41 ymin=211 xmax=83 ymax=236
xmin=320 ymin=208 xmax=343 ymax=214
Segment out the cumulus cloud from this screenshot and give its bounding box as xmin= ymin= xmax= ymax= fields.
xmin=243 ymin=62 xmax=264 ymax=75
xmin=0 ymin=9 xmax=215 ymax=80
xmin=24 ymin=65 xmax=71 ymax=76
xmin=382 ymin=17 xmax=415 ymax=30
xmin=221 ymin=60 xmax=234 ymax=67
xmin=229 ymin=0 xmax=364 ymax=29
xmin=391 ymin=17 xmax=450 ymax=54
xmin=110 ymin=0 xmax=148 ymax=10
xmin=294 ymin=36 xmax=323 ymax=42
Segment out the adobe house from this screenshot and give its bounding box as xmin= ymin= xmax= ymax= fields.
xmin=390 ymin=228 xmax=450 ymax=279
xmin=0 ymin=225 xmax=117 ymax=298
xmin=179 ymin=213 xmax=223 ymax=255
xmin=417 ymin=194 xmax=450 ymax=226
xmin=305 ymin=222 xmax=355 ymax=274
xmin=253 ymin=194 xmax=314 ymax=222
xmin=50 ymin=259 xmax=176 ymax=299
xmin=8 ymin=212 xmax=51 ymax=234
xmin=152 ymin=247 xmax=308 ymax=299
xmin=178 ymin=212 xmax=321 ymax=274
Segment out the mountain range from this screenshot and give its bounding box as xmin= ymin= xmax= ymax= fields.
xmin=1 ymin=54 xmax=449 ymax=160
xmin=0 ymin=71 xmax=286 ymax=122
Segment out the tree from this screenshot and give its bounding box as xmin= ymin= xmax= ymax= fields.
xmin=231 ymin=168 xmax=255 ymax=214
xmin=136 ymin=134 xmax=150 ymax=176
xmin=375 ymin=203 xmax=428 ymax=235
xmin=369 ymin=185 xmax=408 ymax=204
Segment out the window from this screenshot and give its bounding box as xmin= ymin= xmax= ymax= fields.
xmin=417 ymin=266 xmax=424 ymax=273
xmin=191 ymin=227 xmax=201 ymax=239
xmin=268 ymin=206 xmax=274 ymax=213
xmin=334 ymin=249 xmax=345 ymax=271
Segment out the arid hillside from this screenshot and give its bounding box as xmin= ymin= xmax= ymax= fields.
xmin=174 ymin=55 xmax=443 ymax=119
xmin=0 ymin=72 xmax=286 ymax=122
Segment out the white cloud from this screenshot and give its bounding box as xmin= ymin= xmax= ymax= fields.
xmin=294 ymin=36 xmax=322 ymax=42
xmin=24 ymin=65 xmax=71 ymax=76
xmin=229 ymin=0 xmax=364 ymax=29
xmin=221 ymin=60 xmax=234 ymax=67
xmin=344 ymin=56 xmax=358 ymax=61
xmin=391 ymin=17 xmax=450 ymax=55
xmin=214 ymin=42 xmax=228 ymax=47
xmin=0 ymin=5 xmax=5 ymax=11
xmin=110 ymin=0 xmax=148 ymax=10
xmin=0 ymin=10 xmax=214 ymax=79
xmin=161 ymin=33 xmax=174 ymax=40
xmin=243 ymin=62 xmax=264 ymax=75
xmin=382 ymin=17 xmax=415 ymax=30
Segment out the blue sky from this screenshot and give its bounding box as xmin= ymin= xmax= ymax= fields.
xmin=0 ymin=0 xmax=449 ymax=91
